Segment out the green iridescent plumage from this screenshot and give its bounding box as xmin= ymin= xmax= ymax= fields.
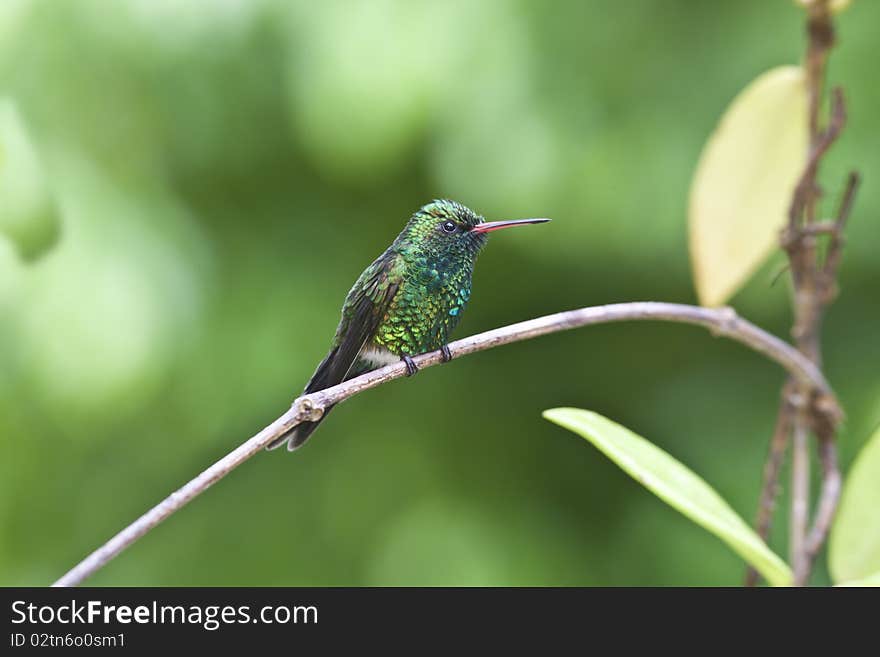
xmin=268 ymin=200 xmax=549 ymax=451
xmin=371 ymin=203 xmax=480 ymax=357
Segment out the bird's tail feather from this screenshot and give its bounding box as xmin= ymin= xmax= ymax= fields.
xmin=266 ymin=345 xmax=367 ymax=452
xmin=265 ymin=404 xmax=336 ymax=451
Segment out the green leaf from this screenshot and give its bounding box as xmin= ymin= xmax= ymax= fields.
xmin=829 ymin=425 xmax=880 ymax=584
xmin=689 ymin=66 xmax=807 ymax=307
xmin=544 ymin=408 xmax=793 ymax=586
xmin=0 ymin=99 xmax=60 ymax=261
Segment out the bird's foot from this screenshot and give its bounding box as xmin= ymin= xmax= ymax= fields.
xmin=440 ymin=344 xmax=453 ymax=363
xmin=403 ymin=355 xmax=419 ymax=377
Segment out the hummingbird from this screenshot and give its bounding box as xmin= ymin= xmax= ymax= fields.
xmin=267 ymin=200 xmax=550 ymax=451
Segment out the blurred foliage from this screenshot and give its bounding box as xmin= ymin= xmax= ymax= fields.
xmin=0 ymin=99 xmax=59 ymax=260
xmin=1 ymin=0 xmax=877 ymax=586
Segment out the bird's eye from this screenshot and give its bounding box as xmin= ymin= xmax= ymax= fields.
xmin=441 ymin=221 xmax=457 ymax=234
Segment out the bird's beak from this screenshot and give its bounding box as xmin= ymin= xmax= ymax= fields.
xmin=470 ymin=218 xmax=551 ymax=234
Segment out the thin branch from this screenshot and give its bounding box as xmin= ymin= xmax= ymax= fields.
xmin=762 ymin=0 xmax=854 ymax=587
xmin=745 ymin=389 xmax=793 ymax=587
xmin=794 ymin=174 xmax=858 ymax=578
xmin=781 ymin=88 xmax=846 ymax=293
xmin=820 ymin=171 xmax=860 ymax=294
xmin=798 ymin=220 xmax=843 ymax=236
xmin=790 ymin=420 xmax=811 ymax=581
xmin=52 ymin=302 xmax=837 ymax=587
xmin=805 ymin=1 xmax=834 ymax=149
xmin=804 ymin=429 xmax=842 ymax=569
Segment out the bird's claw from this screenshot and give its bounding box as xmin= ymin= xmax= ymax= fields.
xmin=403 ymin=355 xmax=419 ymax=377
xmin=441 ymin=345 xmax=453 ymax=363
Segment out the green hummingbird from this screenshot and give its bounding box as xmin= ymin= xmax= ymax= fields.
xmin=267 ymin=199 xmax=550 ymax=451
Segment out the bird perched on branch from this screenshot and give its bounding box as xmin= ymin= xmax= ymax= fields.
xmin=268 ymin=200 xmax=550 ymax=451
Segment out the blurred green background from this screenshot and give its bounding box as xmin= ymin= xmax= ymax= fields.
xmin=1 ymin=0 xmax=877 ymax=586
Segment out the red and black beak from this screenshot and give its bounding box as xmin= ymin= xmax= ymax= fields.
xmin=471 ymin=218 xmax=551 ymax=234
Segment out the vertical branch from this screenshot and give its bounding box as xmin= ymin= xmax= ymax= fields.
xmin=744 ymin=394 xmax=792 ymax=587
xmin=803 ymin=1 xmax=834 ymax=222
xmin=805 ymin=429 xmax=842 ymax=564
xmin=787 ymin=0 xmax=831 ymax=586
xmin=798 ymin=174 xmax=858 ymax=580
xmin=820 ymin=172 xmax=860 ymax=298
xmin=790 ymin=420 xmax=811 ymax=577
xmin=748 ymin=0 xmax=855 ymax=586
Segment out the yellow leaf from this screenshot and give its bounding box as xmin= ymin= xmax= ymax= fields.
xmin=793 ymin=0 xmax=852 ymax=14
xmin=689 ymin=66 xmax=807 ymax=307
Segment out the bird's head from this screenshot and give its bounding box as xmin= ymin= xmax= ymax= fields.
xmin=400 ymin=199 xmax=549 ymax=260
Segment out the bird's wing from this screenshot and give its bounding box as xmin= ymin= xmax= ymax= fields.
xmin=303 ymin=251 xmax=401 ymax=394
xmin=266 ymin=253 xmax=401 ymax=452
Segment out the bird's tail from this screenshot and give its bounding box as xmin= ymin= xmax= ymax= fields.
xmin=265 ymin=404 xmax=337 ymax=452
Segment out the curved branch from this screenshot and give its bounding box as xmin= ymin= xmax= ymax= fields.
xmin=52 ymin=301 xmax=838 ymax=587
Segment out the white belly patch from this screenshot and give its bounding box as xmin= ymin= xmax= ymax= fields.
xmin=360 ymin=346 xmax=400 ymax=367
